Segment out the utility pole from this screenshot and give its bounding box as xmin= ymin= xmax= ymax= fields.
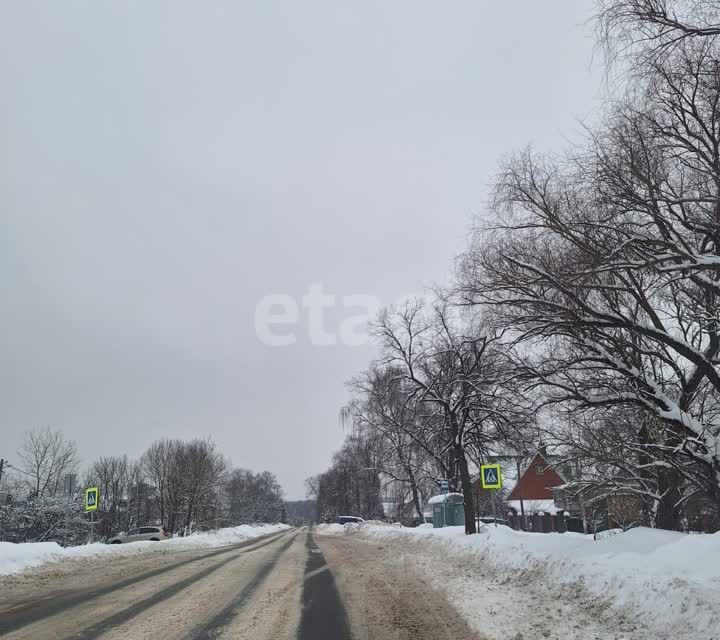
xmin=0 ymin=459 xmax=5 ymax=488
xmin=492 ymin=489 xmax=498 ymax=527
xmin=575 ymin=459 xmax=588 ymax=534
xmin=475 ymin=474 xmax=480 ymax=531
xmin=516 ymin=457 xmax=526 ymax=529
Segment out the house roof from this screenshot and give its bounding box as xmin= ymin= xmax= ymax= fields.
xmin=516 ymin=451 xmax=570 ymax=484
xmin=482 ymin=451 xmax=562 ymax=494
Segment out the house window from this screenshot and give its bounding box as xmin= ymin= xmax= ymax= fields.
xmin=535 ymin=465 xmax=545 ymax=476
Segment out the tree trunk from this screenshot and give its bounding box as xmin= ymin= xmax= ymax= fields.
xmin=637 ymin=421 xmax=654 ymax=527
xmin=159 ymin=483 xmax=165 ymax=526
xmin=456 ymin=445 xmax=476 ymax=534
xmin=447 ymin=453 xmax=457 ymax=484
xmin=184 ymin=502 xmax=194 ymax=535
xmin=711 ymin=462 xmax=720 ymax=533
xmin=656 ymin=467 xmax=683 ymax=530
xmin=404 ymin=463 xmax=424 ymax=521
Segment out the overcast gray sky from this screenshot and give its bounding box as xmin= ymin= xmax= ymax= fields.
xmin=1 ymin=1 xmax=601 ymax=499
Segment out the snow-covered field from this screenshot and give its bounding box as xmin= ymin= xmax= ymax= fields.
xmin=318 ymin=523 xmax=720 ymax=640
xmin=0 ymin=523 xmax=290 ymax=576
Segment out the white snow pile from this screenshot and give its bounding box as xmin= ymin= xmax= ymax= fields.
xmin=317 ymin=523 xmax=346 ymax=535
xmin=164 ymin=524 xmax=289 ymax=549
xmin=318 ymin=523 xmax=720 ymax=638
xmin=318 ymin=521 xmax=399 ymax=535
xmin=0 ymin=523 xmax=290 ymax=576
xmin=0 ymin=541 xmax=61 ymax=576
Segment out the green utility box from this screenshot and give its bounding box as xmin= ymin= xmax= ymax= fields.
xmin=429 ymin=493 xmax=465 ymax=528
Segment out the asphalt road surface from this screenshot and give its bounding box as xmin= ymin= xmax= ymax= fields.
xmin=0 ymin=528 xmax=481 ymax=640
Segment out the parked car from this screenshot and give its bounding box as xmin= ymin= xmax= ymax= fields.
xmin=107 ymin=526 xmax=171 ymax=544
xmin=337 ymin=515 xmax=365 ymax=525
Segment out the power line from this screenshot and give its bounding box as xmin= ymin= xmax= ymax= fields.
xmin=4 ymin=463 xmax=37 ymax=479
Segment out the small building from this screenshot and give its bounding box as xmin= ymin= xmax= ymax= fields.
xmin=508 ymin=451 xmax=567 ymax=503
xmin=498 ymin=451 xmax=574 ymax=532
xmin=428 ymin=493 xmax=465 ymax=528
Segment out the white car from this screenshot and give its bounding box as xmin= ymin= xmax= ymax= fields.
xmin=107 ymin=526 xmax=171 ymax=544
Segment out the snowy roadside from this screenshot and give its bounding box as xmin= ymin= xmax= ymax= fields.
xmin=0 ymin=523 xmax=290 ymax=576
xmin=317 ymin=523 xmax=720 ymax=640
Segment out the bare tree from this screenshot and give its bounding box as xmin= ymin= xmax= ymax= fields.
xmin=314 ymin=434 xmax=384 ymax=522
xmin=372 ymin=300 xmax=527 ymax=534
xmin=18 ymin=427 xmax=77 ymax=498
xmin=177 ymin=439 xmax=227 ymax=534
xmin=597 ymin=0 xmax=720 ymax=65
xmin=458 ymin=36 xmax=720 ymax=529
xmin=85 ymin=455 xmax=131 ymax=539
xmin=140 ymin=439 xmax=175 ymax=525
xmin=344 ymin=367 xmax=431 ymax=522
xmin=225 ymin=468 xmax=285 ymax=524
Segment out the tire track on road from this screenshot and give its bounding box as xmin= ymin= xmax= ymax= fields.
xmin=182 ymin=531 xmax=299 ymax=640
xmin=0 ymin=529 xmax=292 ymax=637
xmin=67 ymin=531 xmax=297 ymax=640
xmin=298 ymin=531 xmax=352 ymax=640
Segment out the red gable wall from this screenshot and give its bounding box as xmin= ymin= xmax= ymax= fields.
xmin=508 ymin=453 xmax=565 ymax=500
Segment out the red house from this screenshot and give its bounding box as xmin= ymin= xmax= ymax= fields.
xmin=508 ymin=451 xmax=566 ymax=502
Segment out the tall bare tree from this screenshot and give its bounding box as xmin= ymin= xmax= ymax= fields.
xmin=598 ymin=0 xmax=720 ymax=64
xmin=373 ymin=300 xmax=527 ymax=534
xmin=140 ymin=439 xmax=175 ymax=526
xmin=177 ymin=439 xmax=227 ymax=533
xmin=459 ymin=36 xmax=720 ymax=529
xmin=18 ymin=427 xmax=77 ymax=498
xmin=312 ymin=435 xmax=384 ymax=522
xmin=225 ymin=468 xmax=284 ymax=524
xmin=85 ymin=455 xmax=130 ymax=539
xmin=344 ymin=366 xmax=443 ymax=523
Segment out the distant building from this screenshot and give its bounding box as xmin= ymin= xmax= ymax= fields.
xmin=508 ymin=451 xmax=567 ymax=504
xmin=484 ymin=450 xmax=588 ymax=533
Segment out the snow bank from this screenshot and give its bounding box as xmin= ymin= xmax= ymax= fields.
xmin=0 ymin=524 xmax=290 ymax=576
xmin=316 ymin=523 xmax=346 ymax=535
xmin=316 ymin=521 xmax=402 ymax=534
xmin=322 ymin=523 xmax=720 ymax=638
xmin=0 ymin=541 xmax=64 ymax=575
xmin=164 ymin=524 xmax=288 ymax=550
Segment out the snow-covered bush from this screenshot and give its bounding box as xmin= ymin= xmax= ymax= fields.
xmin=0 ymin=496 xmax=89 ymax=546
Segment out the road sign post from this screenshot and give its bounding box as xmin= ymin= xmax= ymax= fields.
xmin=84 ymin=486 xmax=99 ymax=511
xmin=84 ymin=487 xmax=99 ymax=543
xmin=480 ymin=465 xmax=502 ymax=490
xmin=480 ymin=464 xmax=503 ymax=527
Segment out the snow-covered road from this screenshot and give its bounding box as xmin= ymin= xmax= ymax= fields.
xmin=0 ymin=523 xmax=290 ymax=576
xmin=316 ymin=523 xmax=720 ymax=640
xmin=0 ymin=526 xmax=478 ymax=640
xmin=1 ymin=523 xmax=717 ymax=640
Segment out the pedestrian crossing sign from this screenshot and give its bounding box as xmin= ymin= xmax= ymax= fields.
xmin=481 ymin=464 xmax=502 ymax=489
xmin=84 ymin=486 xmax=99 ymax=512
